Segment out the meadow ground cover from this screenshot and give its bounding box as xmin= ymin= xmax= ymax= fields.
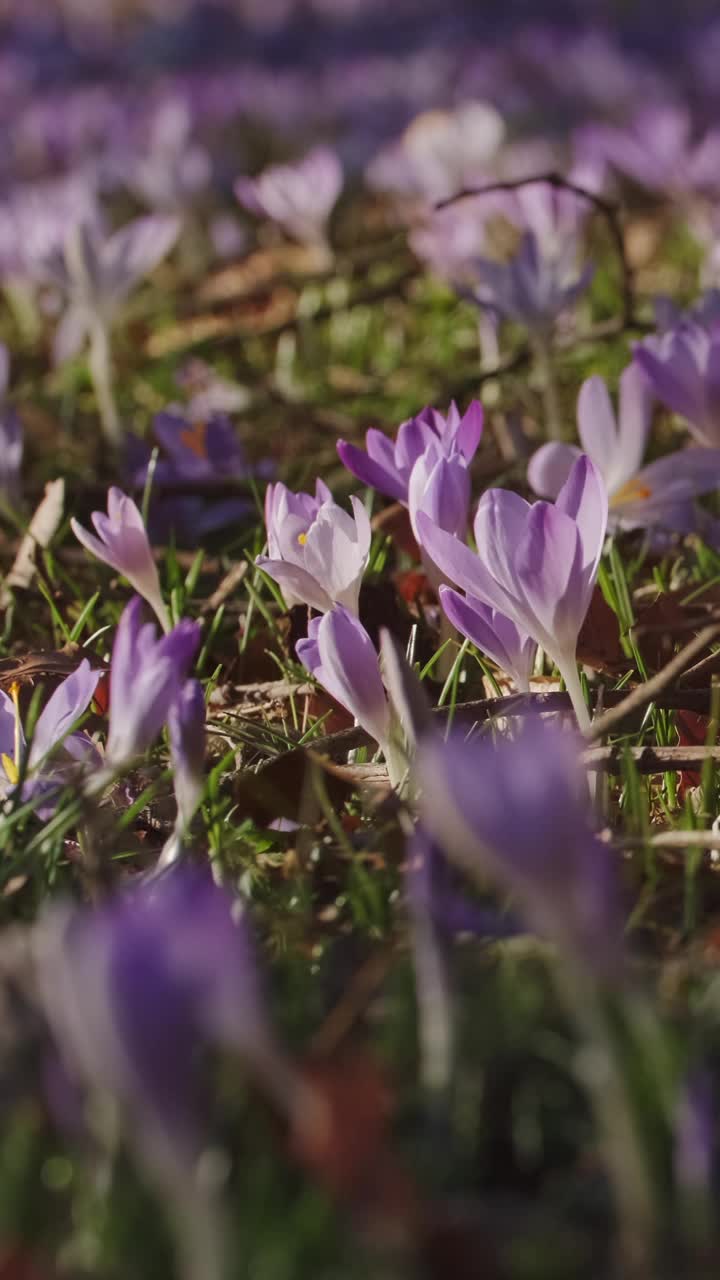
xmin=6 ymin=2 xmax=720 ymax=1277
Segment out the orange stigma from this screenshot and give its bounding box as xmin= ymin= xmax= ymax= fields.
xmin=611 ymin=478 xmax=653 ymax=507
xmin=179 ymin=420 xmax=209 ymax=460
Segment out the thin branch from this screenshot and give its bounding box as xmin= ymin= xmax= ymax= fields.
xmin=586 ymin=622 xmax=720 ymax=742
xmin=583 ymin=744 xmax=720 ymax=774
xmin=436 ymin=170 xmax=637 ymax=328
xmin=254 ymin=686 xmax=720 ymax=773
xmin=618 ymin=829 xmax=720 ymax=850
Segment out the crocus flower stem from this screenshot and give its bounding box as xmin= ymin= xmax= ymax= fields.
xmin=385 ymin=736 xmax=410 ymax=794
xmin=172 ymin=1183 xmax=225 ymax=1280
xmin=556 ymin=656 xmax=591 ymax=733
xmin=558 ymin=968 xmax=656 ymax=1277
xmin=88 ymin=316 xmax=121 ymax=446
xmin=477 ymin=311 xmax=500 ymax=369
xmin=533 ymin=334 xmax=563 ymax=441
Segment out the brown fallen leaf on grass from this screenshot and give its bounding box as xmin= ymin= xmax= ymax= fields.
xmin=576 ymin=587 xmax=627 ymax=675
xmin=196 ymin=244 xmax=332 ymax=305
xmin=0 ymin=479 xmax=64 ymax=608
xmin=371 ymin=501 xmax=419 ymax=559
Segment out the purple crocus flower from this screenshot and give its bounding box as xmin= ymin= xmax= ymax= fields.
xmin=337 ymin=400 xmax=483 ymax=510
xmin=415 ymin=720 xmax=623 ymax=978
xmin=0 ymin=171 xmax=101 ymax=286
xmin=235 ymin=146 xmax=342 ymax=255
xmin=581 ymin=104 xmax=720 ymax=201
xmin=42 ymin=215 xmax=181 ymax=363
xmin=528 ymin=364 xmax=720 ymax=537
xmin=34 ymin=867 xmax=290 ymax=1183
xmin=71 ymin=487 xmax=170 ymax=633
xmin=104 ymin=598 xmax=201 ymax=772
xmin=367 ymin=101 xmax=505 ymax=203
xmin=150 ymin=411 xmax=248 ymax=481
xmin=0 ymin=343 xmax=23 ymax=511
xmin=257 ymin=480 xmax=370 ymax=615
xmin=0 ymin=659 xmax=101 ymax=809
xmin=127 ymin=411 xmax=252 ymax=542
xmin=122 ymin=94 xmax=212 ymax=214
xmin=466 ymin=230 xmax=594 ymax=337
xmin=417 ymin=455 xmax=608 ymax=728
xmin=296 ymin=606 xmax=391 ymax=757
xmin=41 ymin=214 xmax=180 ymax=443
xmin=633 ymin=323 xmax=720 ymax=448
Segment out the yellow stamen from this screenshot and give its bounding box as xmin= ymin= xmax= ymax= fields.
xmin=179 ymin=420 xmax=208 ymax=460
xmin=297 ymin=532 xmax=308 ymax=545
xmin=610 ymin=479 xmax=653 ymax=508
xmin=1 ymin=754 xmax=18 ymax=785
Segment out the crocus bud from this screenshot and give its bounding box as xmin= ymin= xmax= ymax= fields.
xmin=296 ymin=606 xmax=390 ymax=755
xmin=72 ymin=487 xmax=170 ymax=632
xmin=105 ymin=598 xmax=200 ymax=770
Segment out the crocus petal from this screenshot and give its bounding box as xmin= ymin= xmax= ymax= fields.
xmin=302 ymin=497 xmax=370 ymax=614
xmin=30 ymin=660 xmax=102 ymax=766
xmin=453 ymin=400 xmax=484 ymax=461
xmin=297 ymin=608 xmax=390 ymax=751
xmin=527 ymin=441 xmax=581 ymax=499
xmin=106 ymin=599 xmax=200 ymax=768
xmin=255 ymin=555 xmax=332 ymax=613
xmin=634 ymin=448 xmax=720 ymax=499
xmin=616 ymin=362 xmax=653 ymax=483
xmin=71 ymin=488 xmax=168 ymax=631
xmin=611 ymin=448 xmax=720 ymax=531
xmin=516 ymin=503 xmax=585 ymax=660
xmin=577 ymin=374 xmax=618 ymax=467
xmin=168 ymin=679 xmax=206 ymax=828
xmin=337 ymin=437 xmax=406 ymax=502
xmin=415 ymin=513 xmax=515 ymax=616
xmin=473 ymin=488 xmax=532 ymax=597
xmin=315 ymin=478 xmax=332 ymax=504
xmin=408 ymin=451 xmax=470 ymax=542
xmin=415 ymin=722 xmax=623 ymax=976
xmin=439 ymin=587 xmax=536 ymax=690
xmin=158 ymin=619 xmax=202 ymax=672
xmin=554 ymin=455 xmax=608 ymax=589
xmin=102 ymin=214 xmax=180 ymax=303
xmin=633 ymin=339 xmax=706 ymax=429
